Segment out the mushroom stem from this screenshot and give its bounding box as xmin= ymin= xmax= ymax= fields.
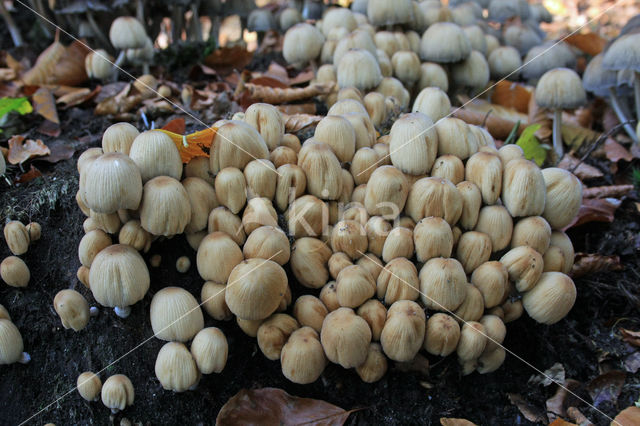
xmin=190 ymin=1 xmax=203 ymax=42
xmin=609 ymin=87 xmax=639 ymax=144
xmin=112 ymin=50 xmax=126 ymax=81
xmin=552 ymin=108 xmax=564 ymax=160
xmin=0 ymin=1 xmax=23 ymax=47
xmin=136 ymin=0 xmax=145 ymax=30
xmin=142 ymin=62 xmax=150 ymax=75
xmin=19 ymin=352 xmax=31 ymax=364
xmin=114 ymin=305 xmax=131 ymax=318
xmin=635 ymin=72 xmax=640 ymax=125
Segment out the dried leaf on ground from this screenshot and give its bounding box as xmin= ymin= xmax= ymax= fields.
xmin=548 ymin=419 xmax=577 ymax=426
xmin=587 ymin=371 xmax=625 ymax=408
xmin=250 ymin=75 xmax=289 ymax=89
xmin=546 ymin=380 xmax=582 ymax=423
xmin=283 ymin=113 xmax=323 ymax=133
xmin=564 ymin=198 xmax=621 ymax=229
xmin=620 ymin=329 xmax=640 ymax=347
xmin=216 ymin=388 xmax=353 ymax=426
xmin=566 ymin=407 xmax=593 ymax=426
xmin=562 ymin=124 xmax=601 ymax=151
xmin=37 ymin=139 xmax=75 ymax=163
xmin=7 ymin=135 xmax=51 ymax=164
xmin=203 ymin=46 xmax=253 ymax=76
xmin=162 ymin=117 xmax=186 ymax=134
xmin=440 ymin=418 xmax=477 ymax=426
xmin=623 ymin=352 xmax=640 ymax=373
xmin=452 ymin=108 xmax=526 ymax=141
xmin=15 ymin=165 xmax=42 ymax=183
xmin=491 ymin=81 xmax=532 ymax=114
xmin=604 ymin=138 xmax=633 ymax=163
xmin=289 ymin=69 xmax=315 ymax=86
xmin=507 ymin=393 xmax=546 ymax=423
xmin=241 ymin=82 xmax=334 ymax=104
xmin=0 ymin=68 xmax=15 ymax=81
xmin=571 ymin=253 xmax=623 ymax=278
xmin=564 ymin=33 xmax=607 ymax=56
xmin=582 ymin=185 xmax=634 ymax=199
xmin=528 ymin=363 xmax=565 ymax=387
xmin=557 ymin=155 xmax=603 ymax=180
xmin=22 ymin=40 xmax=89 ymax=86
xmin=612 ymin=406 xmax=640 ymax=426
xmin=265 ymin=62 xmax=289 ymax=83
xmin=56 ymin=86 xmax=100 ymax=108
xmin=32 ymin=87 xmax=59 ymax=124
xmin=37 ymin=119 xmax=61 ymax=137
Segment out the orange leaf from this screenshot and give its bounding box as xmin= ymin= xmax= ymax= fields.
xmin=161 ymin=117 xmax=186 ymax=134
xmin=564 ymin=33 xmax=607 ymax=56
xmin=491 ymin=81 xmax=532 ymax=114
xmin=612 ymin=406 xmax=640 ymax=426
xmin=155 ymin=127 xmax=217 ymax=163
xmin=7 ymin=135 xmax=51 ymax=164
xmin=32 ymin=87 xmax=59 ymax=124
xmin=548 ymin=419 xmax=577 ymax=426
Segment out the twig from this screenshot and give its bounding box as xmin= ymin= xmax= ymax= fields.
xmin=0 ymin=1 xmax=24 ymax=46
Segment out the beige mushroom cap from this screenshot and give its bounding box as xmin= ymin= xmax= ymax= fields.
xmin=139 ymin=176 xmax=192 ymax=236
xmin=101 ymin=374 xmax=134 ymax=413
xmin=54 ymin=289 xmax=91 ymax=331
xmin=155 ymin=342 xmax=200 ymax=392
xmin=109 ymin=16 xmax=147 ymax=50
xmin=0 ymin=319 xmax=24 ymax=364
xmin=535 ymin=68 xmax=587 ymax=110
xmin=150 ymin=287 xmax=204 ymax=342
xmin=420 ymin=22 xmax=471 ymax=63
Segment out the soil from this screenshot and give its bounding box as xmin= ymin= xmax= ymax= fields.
xmin=1 ymin=11 xmax=640 ymax=426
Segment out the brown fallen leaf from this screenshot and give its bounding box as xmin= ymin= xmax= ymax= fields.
xmin=15 ymin=165 xmax=42 ymax=184
xmin=22 ymin=39 xmax=89 ymax=86
xmin=619 ymin=328 xmax=640 ymax=347
xmin=161 ymin=117 xmax=186 ymax=134
xmin=215 ymin=388 xmax=355 ymax=426
xmin=546 ymin=380 xmax=582 ymax=423
xmin=564 ymin=198 xmax=621 ymax=229
xmin=571 ymin=253 xmax=623 ymax=278
xmin=564 ymin=33 xmax=607 ymax=56
xmin=549 ymin=419 xmax=577 ymax=426
xmin=587 ymin=371 xmax=625 ymax=408
xmin=283 ymin=113 xmax=323 ymax=133
xmin=21 ymin=40 xmax=66 ymax=85
xmin=604 ymin=138 xmax=633 ymax=163
xmin=440 ymin=418 xmax=477 ymax=426
xmin=0 ymin=68 xmax=15 ymax=81
xmin=582 ymin=185 xmax=634 ymax=199
xmin=203 ymin=46 xmax=253 ymax=76
xmin=7 ymin=135 xmax=51 ymax=164
xmin=56 ymin=86 xmax=100 ymax=108
xmin=32 ymin=87 xmax=59 ymax=124
xmin=529 ymin=363 xmax=566 ymax=387
xmin=562 ymin=124 xmax=601 ymax=152
xmin=241 ymin=82 xmax=334 ymax=104
xmin=491 ymin=81 xmax=532 ymax=114
xmin=612 ymin=406 xmax=640 ymax=426
xmin=566 ymin=407 xmax=593 ymax=426
xmin=557 ymin=155 xmax=603 ymax=180
xmin=37 ymin=119 xmax=61 ymax=138
xmin=507 ymin=393 xmax=546 ymax=423
xmin=250 ymin=75 xmax=289 ymax=89
xmin=37 ymin=139 xmax=75 ymax=163
xmin=289 ymin=69 xmax=315 ymax=86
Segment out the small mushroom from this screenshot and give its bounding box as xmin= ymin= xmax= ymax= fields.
xmin=321 ymin=307 xmax=371 ymax=368
xmin=419 ymin=257 xmax=467 ymax=312
xmin=380 ymin=300 xmax=425 ymax=362
xmin=522 ymin=272 xmax=577 ymax=324
xmin=155 ymin=342 xmax=199 ymax=392
xmin=290 ymin=238 xmax=332 ymax=289
xmin=424 ymin=313 xmax=460 ymax=357
xmin=150 ymin=287 xmax=204 ymax=342
xmin=356 ymin=299 xmax=387 ymax=341
xmin=54 ymin=289 xmax=91 ymax=331
xmin=1 ymin=256 xmax=30 ymax=288
xmin=281 ymin=327 xmax=327 ymax=384
xmin=456 ymin=321 xmax=487 ymax=362
xmin=129 ymin=131 xmax=182 ymax=182
xmin=0 ymin=319 xmax=29 ymax=364
xmin=109 ymin=17 xmax=149 ymax=78
xmin=190 ymin=327 xmax=228 ymax=374
xmin=500 ymin=246 xmax=544 ymax=292
xmin=139 ymin=176 xmax=192 ymax=237
xmin=257 ymin=314 xmax=299 ymax=360
xmin=293 ymin=295 xmax=328 ymax=333
xmin=77 ymin=371 xmax=102 ymax=402
xmin=4 ymin=221 xmax=30 ymax=255
xmin=356 ymin=343 xmax=388 ymax=383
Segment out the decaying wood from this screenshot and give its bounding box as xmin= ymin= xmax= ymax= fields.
xmin=242 ymin=82 xmax=334 ymax=104
xmin=582 ymin=185 xmax=634 ymax=199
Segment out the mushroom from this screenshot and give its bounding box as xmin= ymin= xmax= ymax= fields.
xmin=380 ymin=300 xmax=425 ymax=362
xmin=522 ymin=272 xmax=577 ymax=324
xmin=465 ymin=152 xmax=503 ymax=205
xmin=243 ymin=226 xmax=290 ymax=265
xmin=77 ymin=372 xmax=102 ymax=402
xmin=535 ymin=68 xmax=586 ymax=159
xmin=129 ymin=131 xmax=182 ymax=182
xmin=456 ymin=231 xmax=492 ymax=274
xmin=452 ymin=50 xmax=490 ymax=96
xmin=381 ymin=227 xmax=413 ymax=262
xmin=334 ymin=265 xmax=376 ymax=308
xmin=54 ymin=290 xmax=91 ymax=331
xmin=522 ymin=41 xmax=577 ymax=82
xmin=471 ymin=261 xmax=510 ymax=309
xmin=474 ymin=205 xmax=513 ymax=251
xmin=511 ymin=216 xmax=552 ymax=255
xmin=489 ymin=46 xmax=523 ymax=80
xmin=190 ymin=327 xmax=228 ymax=374
xmin=420 ymin=22 xmax=471 ymax=63
xmin=500 ymin=246 xmax=544 ymax=292
xmin=314 ymin=116 xmax=356 ymax=164
xmin=290 ymin=238 xmax=332 ymax=289
xmin=424 ymin=313 xmax=460 ymax=357
xmin=0 ymin=304 xmax=9 ymax=321
xmin=83 ymin=153 xmax=142 ymax=214
xmin=456 ymin=321 xmax=487 ymax=362
xmin=541 ymin=168 xmax=583 ymax=230
xmin=242 ymin=198 xmax=278 ymax=234
xmin=320 ymin=307 xmax=371 ymax=368
xmin=1 ymin=256 xmax=30 ymax=288
xmin=78 ymin=230 xmax=112 ymax=268
xmin=413 ymin=217 xmax=453 ymax=262
xmin=118 ymin=220 xmax=152 ymax=253
xmin=109 ymin=17 xmax=149 ymax=78
xmin=248 ymin=8 xmax=277 ymax=45
xmin=4 ymin=221 xmax=30 ymax=255
xmin=89 ymin=244 xmax=150 ymax=318
xmin=502 ymin=159 xmax=546 ymax=217
xmin=412 ymin=87 xmax=451 ymax=122
xmin=602 ymin=32 xmax=640 ymax=130
xmin=85 ymin=50 xmax=115 ymax=81
xmin=419 ymin=258 xmax=467 ymax=312
xmin=456 ymin=181 xmax=482 ymax=230
xmin=257 ymin=314 xmax=299 ymax=360
xmin=293 ymin=295 xmax=328 ymax=333
xmin=435 ymin=117 xmax=477 ymax=160
xmin=298 ymin=141 xmax=343 ymax=200
xmin=139 ymin=176 xmax=192 ymax=237
xmin=155 ymin=342 xmax=200 ymax=392
xmin=0 ymin=319 xmax=29 ymax=364
xmin=101 ymin=123 xmax=140 ymax=155
xmin=388 ymin=113 xmax=438 ymax=176
xmin=356 ymin=299 xmax=387 ymax=341
xmin=282 ymin=23 xmax=325 ymax=69
xmin=150 ymin=287 xmax=204 ymax=342
xmin=452 ymin=284 xmax=484 ymax=322
xmin=337 ymin=49 xmax=383 ymax=93
xmin=405 ymin=177 xmax=463 ymax=225
xmin=281 ymin=327 xmax=327 ymax=384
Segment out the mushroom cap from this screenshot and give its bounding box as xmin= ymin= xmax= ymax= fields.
xmin=389 ymin=112 xmax=438 ymax=176
xmin=417 ymin=62 xmax=449 ymax=92
xmin=155 ymin=342 xmax=199 ymax=392
xmin=101 ymin=122 xmax=139 ymax=155
xmin=139 ymin=176 xmax=192 ymax=236
xmin=522 ymin=42 xmax=577 ymax=80
xmin=321 ymin=8 xmax=358 ymax=36
xmin=210 ymin=120 xmax=269 ymax=174
xmin=0 ymin=319 xmax=24 ymax=364
xmin=54 ymin=289 xmax=90 ymax=331
xmin=109 ymin=16 xmax=147 ymax=50
xmin=89 ymin=244 xmax=150 ymax=309
xmin=101 ymin=374 xmax=134 ymax=412
xmin=503 ymin=24 xmax=542 ymax=56
xmin=419 ymin=257 xmax=468 ymax=311
xmin=129 ymin=131 xmax=182 ymax=182
xmin=337 ymin=49 xmax=383 ymax=92
xmin=488 ymin=0 xmax=521 ymax=23
xmin=281 ymin=326 xmax=327 ymax=384
xmin=279 ymin=7 xmax=303 ymax=32
xmin=1 ymin=256 xmax=30 ymax=288
xmin=320 ymin=307 xmax=371 ymax=368
xmin=522 ymin=272 xmax=577 ymax=324
xmin=602 ymin=33 xmax=640 ymax=72
xmin=452 ymin=50 xmax=490 ymax=90
xmin=191 ymin=327 xmax=228 ymax=374
xmin=367 ymin=0 xmax=413 ymax=26
xmin=85 ymin=49 xmax=114 ymax=80
xmin=83 ymin=153 xmax=143 ymax=214
xmin=77 ymin=372 xmax=102 ymax=402
xmin=283 ymin=23 xmax=325 ymax=66
xmin=380 ymin=300 xmax=426 ymax=362
xmin=488 ymin=46 xmax=523 ymax=79
xmin=150 ymin=287 xmax=204 ymax=342
xmin=420 ymin=22 xmax=471 ymax=63
xmin=333 ymin=29 xmax=377 ymax=66
xmin=247 ymin=9 xmax=276 ymax=32
xmin=535 ymin=68 xmax=587 ymax=109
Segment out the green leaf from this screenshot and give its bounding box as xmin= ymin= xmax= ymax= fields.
xmin=516 ymin=123 xmax=548 ymax=166
xmin=0 ymin=97 xmax=33 ymax=121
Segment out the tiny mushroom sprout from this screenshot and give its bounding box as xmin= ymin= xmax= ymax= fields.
xmin=535 ymin=68 xmax=586 ymax=159
xmin=77 ymin=371 xmax=102 ymax=402
xmin=602 ymin=32 xmax=640 ymax=133
xmin=0 ymin=319 xmax=30 ymax=364
xmin=4 ymin=220 xmax=30 ymax=255
xmin=85 ymin=49 xmax=114 ymax=81
xmin=108 ymin=16 xmax=149 ymax=76
xmin=89 ymin=244 xmax=150 ymax=318
xmin=101 ymin=374 xmax=134 ymax=413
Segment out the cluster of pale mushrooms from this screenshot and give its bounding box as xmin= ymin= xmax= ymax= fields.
xmin=0 ymin=0 xmax=597 ymax=415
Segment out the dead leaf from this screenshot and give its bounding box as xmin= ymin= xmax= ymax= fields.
xmin=564 ymin=198 xmax=621 ymax=229
xmin=162 ymin=117 xmax=186 ymax=134
xmin=241 ymin=82 xmax=334 ymax=104
xmin=265 ymin=62 xmax=288 ymax=83
xmin=529 ymin=363 xmax=566 ymax=387
xmin=203 ymin=46 xmax=253 ymax=76
xmin=37 ymin=119 xmax=61 ymax=137
xmin=491 ymin=81 xmax=532 ymax=114
xmin=15 ymin=165 xmax=42 ymax=183
xmin=277 ymin=103 xmax=317 ymax=115
xmin=251 ymin=75 xmax=289 ymax=89
xmin=21 ymin=40 xmax=66 ymax=85
xmin=566 ymin=407 xmax=593 ymax=426
xmin=155 ymin=127 xmax=216 ymax=163
xmin=22 ymin=40 xmax=89 ymax=86
xmin=452 ymin=107 xmax=526 ymax=141
xmin=546 ymin=380 xmax=582 ymax=423
xmin=32 ymin=87 xmax=59 ymax=124
xmin=283 ymin=114 xmax=323 ymax=133
xmin=620 ymin=329 xmax=640 ymax=347
xmin=216 ymin=388 xmax=354 ymax=426
xmin=587 ymin=371 xmax=625 ymax=408
xmin=623 ymin=352 xmax=640 ymax=373
xmin=557 ymin=155 xmax=603 ymax=180
xmin=612 ymin=406 xmax=640 ymax=426
xmin=571 ymin=253 xmax=623 ymax=278
xmin=582 ymin=185 xmax=634 ymax=199
xmin=95 ymin=82 xmax=129 ymax=103
xmin=289 ymin=69 xmax=315 ymax=86
xmin=440 ymin=419 xmax=477 ymax=426
xmin=0 ymin=68 xmax=15 ymax=81
xmin=56 ymin=86 xmax=100 ymax=108
xmin=7 ymin=135 xmax=51 ymax=164
xmin=36 ymin=139 xmax=75 ymax=163
xmin=564 ymin=33 xmax=607 ymax=56
xmin=507 ymin=393 xmax=546 ymax=423
xmin=562 ymin=124 xmax=601 ymax=151
xmin=549 ymin=419 xmax=577 ymax=426
xmin=604 ymin=138 xmax=633 ymax=163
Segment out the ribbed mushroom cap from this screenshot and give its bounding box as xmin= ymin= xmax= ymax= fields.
xmin=337 ymin=49 xmax=383 ymax=92
xmin=420 ymin=22 xmax=471 ymax=63
xmin=150 ymin=287 xmax=204 ymax=342
xmin=109 ymin=17 xmax=147 ymax=50
xmin=283 ymin=23 xmax=325 ymax=66
xmin=602 ymin=33 xmax=640 ymax=72
xmin=522 ymin=42 xmax=576 ymax=80
xmin=488 ymin=0 xmax=521 ymax=23
xmin=367 ymin=0 xmax=413 ymax=26
xmin=452 ymin=50 xmax=490 ymax=90
xmin=247 ymin=9 xmax=276 ymax=32
xmin=0 ymin=319 xmax=24 ymax=364
xmin=535 ymin=68 xmax=586 ymax=109
xmin=488 ymin=46 xmax=523 ymax=79
xmin=155 ymin=342 xmax=199 ymax=392
xmin=503 ymin=24 xmax=542 ymax=56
